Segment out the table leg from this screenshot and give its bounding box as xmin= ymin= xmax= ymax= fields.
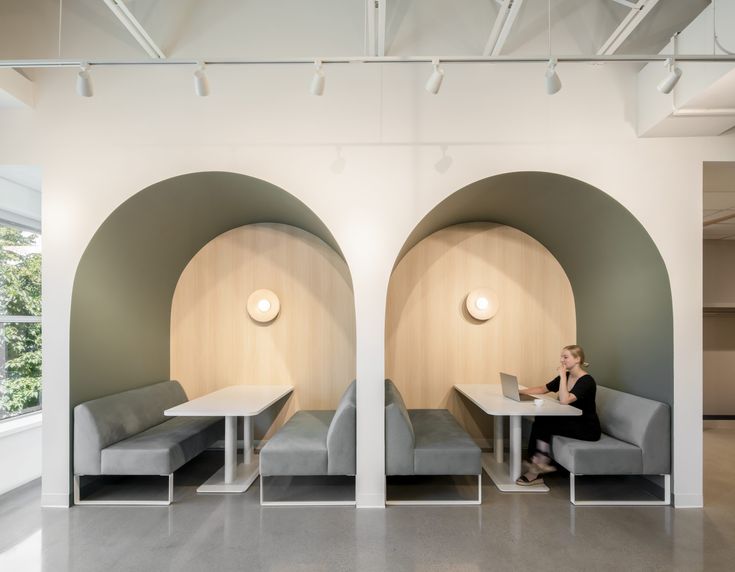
xmin=481 ymin=415 xmax=549 ymax=493
xmin=197 ymin=415 xmax=260 ymax=494
xmin=494 ymin=416 xmax=504 ymax=464
xmin=509 ymin=416 xmax=522 ymax=482
xmin=244 ymin=416 xmax=253 ymax=465
xmin=224 ymin=415 xmax=237 ymax=484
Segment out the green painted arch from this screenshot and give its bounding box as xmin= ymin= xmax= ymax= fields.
xmin=70 ymin=171 xmax=346 ymax=406
xmin=394 ymin=171 xmax=673 ymax=405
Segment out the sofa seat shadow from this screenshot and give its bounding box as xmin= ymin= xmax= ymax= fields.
xmin=74 ymin=380 xmax=222 ymax=505
xmin=259 ymin=380 xmax=356 ymax=506
xmin=385 ymin=379 xmax=482 ymax=505
xmin=550 ymin=386 xmax=671 ymax=505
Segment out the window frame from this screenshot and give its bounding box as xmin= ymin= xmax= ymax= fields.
xmin=0 ymin=221 xmax=42 ymax=422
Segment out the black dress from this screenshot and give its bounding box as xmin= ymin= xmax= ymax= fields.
xmin=526 ymin=374 xmax=601 ymax=458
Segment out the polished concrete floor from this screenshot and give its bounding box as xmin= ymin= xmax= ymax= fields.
xmin=1 ymin=426 xmax=733 ymax=572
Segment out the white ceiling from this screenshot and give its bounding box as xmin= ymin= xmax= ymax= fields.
xmin=0 ymin=0 xmax=712 ymax=61
xmin=704 ymin=162 xmax=735 ymax=240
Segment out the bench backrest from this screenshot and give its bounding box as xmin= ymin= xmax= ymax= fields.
xmin=73 ymin=380 xmax=188 ymax=475
xmin=326 ymin=379 xmax=357 ymax=475
xmin=385 ymin=379 xmax=415 ymax=474
xmin=597 ymin=386 xmax=670 ymax=474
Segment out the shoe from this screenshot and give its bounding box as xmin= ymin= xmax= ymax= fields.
xmin=515 ymin=474 xmax=544 ymax=486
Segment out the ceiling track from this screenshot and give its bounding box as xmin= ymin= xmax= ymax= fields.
xmin=2 ymin=54 xmax=735 ymax=69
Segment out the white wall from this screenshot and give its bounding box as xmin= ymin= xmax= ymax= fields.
xmin=0 ymin=414 xmax=42 ymax=496
xmin=1 ymin=57 xmax=733 ymax=508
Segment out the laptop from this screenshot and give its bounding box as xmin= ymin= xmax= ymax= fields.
xmin=500 ymin=372 xmax=535 ymax=402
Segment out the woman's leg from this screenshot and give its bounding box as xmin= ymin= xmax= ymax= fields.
xmin=527 ymin=417 xmax=554 ymax=459
xmin=519 ymin=418 xmax=554 ymax=485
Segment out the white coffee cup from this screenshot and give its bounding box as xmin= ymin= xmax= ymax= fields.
xmin=534 ymin=399 xmax=544 ymax=407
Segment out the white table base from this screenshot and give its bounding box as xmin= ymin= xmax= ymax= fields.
xmin=197 ymin=458 xmax=260 ymax=493
xmin=482 ymin=453 xmax=549 ymax=493
xmin=483 ymin=415 xmax=549 ymax=493
xmin=198 ymin=415 xmax=259 ymax=494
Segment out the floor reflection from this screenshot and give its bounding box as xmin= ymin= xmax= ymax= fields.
xmin=0 ymin=428 xmax=730 ymax=571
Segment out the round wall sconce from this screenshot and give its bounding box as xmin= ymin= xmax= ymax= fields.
xmin=465 ymin=289 xmax=498 ymax=321
xmin=247 ymin=289 xmax=280 ymax=323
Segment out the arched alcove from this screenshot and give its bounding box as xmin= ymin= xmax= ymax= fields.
xmin=70 ymin=171 xmax=352 ymax=408
xmin=170 ymin=222 xmax=356 ymax=438
xmin=391 ymin=171 xmax=673 ymax=406
xmin=386 ymin=222 xmax=577 ymax=442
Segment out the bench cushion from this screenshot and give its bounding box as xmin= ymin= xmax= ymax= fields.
xmin=596 ymin=386 xmax=670 ymax=475
xmin=410 ymin=410 xmax=482 ymax=476
xmin=552 ymin=433 xmax=643 ymax=475
xmin=74 ymin=380 xmax=190 ymax=475
xmin=385 ymin=379 xmax=416 ymax=475
xmin=100 ymin=416 xmax=222 ymax=475
xmin=326 ymin=380 xmax=357 ymax=475
xmin=259 ymin=411 xmax=334 ymax=476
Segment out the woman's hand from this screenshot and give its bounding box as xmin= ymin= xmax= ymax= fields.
xmin=556 ymin=364 xmax=571 ymax=403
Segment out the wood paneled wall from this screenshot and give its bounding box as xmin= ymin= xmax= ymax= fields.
xmin=386 ymin=223 xmax=576 ymax=441
xmin=171 ymin=223 xmax=356 ymax=437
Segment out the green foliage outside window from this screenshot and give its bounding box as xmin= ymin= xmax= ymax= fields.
xmin=0 ymin=225 xmax=42 ymax=418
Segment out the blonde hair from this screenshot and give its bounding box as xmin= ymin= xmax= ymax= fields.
xmin=563 ymin=345 xmax=590 ymax=368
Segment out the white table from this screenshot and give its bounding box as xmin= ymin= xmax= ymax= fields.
xmin=165 ymin=384 xmax=293 ymax=493
xmin=454 ymin=384 xmax=581 ymax=492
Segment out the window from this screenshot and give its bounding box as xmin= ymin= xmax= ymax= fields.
xmin=0 ymin=224 xmax=42 ymax=420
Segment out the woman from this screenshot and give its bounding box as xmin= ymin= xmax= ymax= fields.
xmin=515 ymin=345 xmax=601 ymax=486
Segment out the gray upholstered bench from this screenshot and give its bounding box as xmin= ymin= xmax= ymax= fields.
xmin=385 ymin=379 xmax=482 ymax=504
xmin=551 ymin=386 xmax=671 ymax=505
xmin=259 ymin=380 xmax=356 ymax=505
xmin=73 ymin=380 xmax=222 ymax=505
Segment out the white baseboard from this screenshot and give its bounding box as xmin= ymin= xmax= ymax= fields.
xmin=673 ymin=493 xmax=704 ymax=508
xmin=42 ymin=492 xmax=71 ymax=508
xmin=356 ymin=493 xmax=386 ymax=508
xmin=0 ymin=475 xmax=40 ymax=498
xmin=704 ymin=420 xmax=735 ymax=429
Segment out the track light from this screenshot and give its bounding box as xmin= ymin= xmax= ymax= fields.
xmin=545 ymin=58 xmax=561 ymax=95
xmin=425 ymin=59 xmax=444 ymax=95
xmin=310 ymin=60 xmax=325 ymax=96
xmin=76 ymin=64 xmax=93 ymax=97
xmin=193 ymin=62 xmax=210 ymax=97
xmin=657 ymin=57 xmax=682 ymax=94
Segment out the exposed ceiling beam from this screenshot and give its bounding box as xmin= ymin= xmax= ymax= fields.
xmin=378 ymin=0 xmax=386 ymax=57
xmin=598 ymin=0 xmax=661 ymax=55
xmin=704 ymin=211 xmax=735 ymax=227
xmin=365 ymin=0 xmax=376 ymax=56
xmin=102 ymin=0 xmax=165 ymax=59
xmin=484 ymin=0 xmax=524 ymax=57
xmin=0 ymin=68 xmax=34 ymax=108
xmin=365 ymin=1 xmax=387 ymax=56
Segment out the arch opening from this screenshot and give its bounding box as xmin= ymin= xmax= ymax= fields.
xmin=70 ymin=171 xmax=353 ymax=409
xmin=390 ymin=171 xmax=673 ymax=406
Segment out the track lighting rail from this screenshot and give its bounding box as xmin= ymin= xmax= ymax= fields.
xmin=1 ymin=54 xmax=735 ymax=69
